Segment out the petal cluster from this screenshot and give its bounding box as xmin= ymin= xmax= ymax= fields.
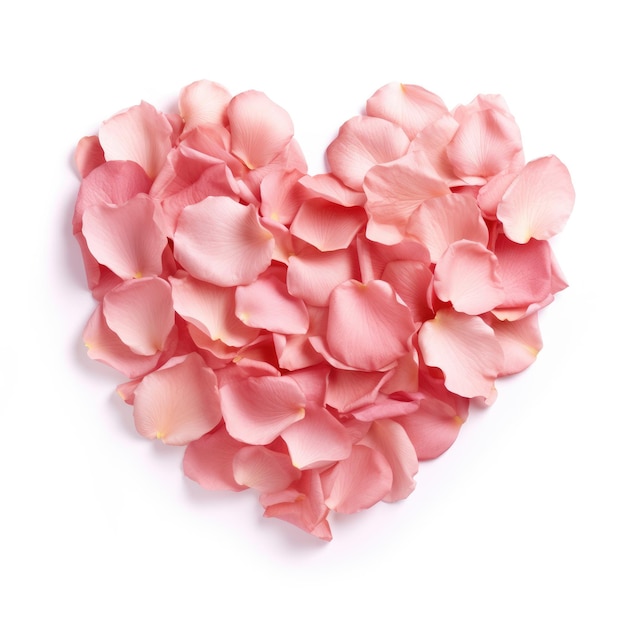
xmin=74 ymin=80 xmax=573 ymax=540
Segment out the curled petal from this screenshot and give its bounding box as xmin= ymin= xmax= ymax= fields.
xmin=75 ymin=135 xmax=104 ymax=178
xmin=178 ymin=79 xmax=231 ymax=131
xmin=221 ymin=376 xmax=306 ymax=445
xmin=228 ymin=90 xmax=294 ymax=169
xmin=174 ymin=196 xmax=274 ymax=287
xmin=133 ymin=353 xmax=222 ymax=445
xmin=298 ymin=173 xmax=366 ymax=207
xmin=497 ymin=155 xmax=575 ymax=243
xmin=418 ymin=309 xmax=504 ymax=399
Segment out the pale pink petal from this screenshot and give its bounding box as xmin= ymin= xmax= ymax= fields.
xmin=75 ymin=135 xmax=104 ymax=178
xmin=486 ymin=312 xmax=543 ymax=376
xmin=360 ymin=419 xmax=418 ymax=501
xmin=227 ymin=90 xmax=294 ymax=169
xmin=406 ymin=193 xmax=489 ymax=262
xmin=99 ymin=101 xmax=173 ymax=178
xmin=325 ymin=369 xmax=392 ymax=413
xmin=233 ymin=446 xmax=301 ymax=492
xmin=381 ymin=260 xmax=434 ymax=323
xmin=103 ymin=277 xmax=175 ymax=356
xmin=235 ymin=274 xmax=309 ymax=334
xmin=221 ymin=375 xmax=306 ymax=445
xmin=497 ymin=155 xmax=575 ymax=243
xmin=183 ymin=425 xmax=247 ymax=491
xmin=379 ymin=349 xmax=420 ymax=395
xmin=327 ymin=115 xmax=410 ymax=190
xmin=174 ymin=196 xmax=274 ymax=287
xmin=350 ymin=394 xmax=421 ymax=422
xmin=395 ymin=395 xmax=465 ymax=460
xmin=356 ymin=234 xmax=430 ymax=282
xmin=326 ymin=280 xmax=416 ymax=371
xmin=366 ymin=82 xmax=449 ymax=138
xmin=178 ymin=79 xmax=231 ymax=131
xmin=83 ymin=305 xmax=161 ymax=379
xmin=133 ymin=353 xmax=222 ymax=445
xmin=169 ymin=271 xmax=259 ymax=347
xmin=259 ymin=168 xmax=308 ymax=225
xmin=434 ymin=240 xmax=505 ymax=314
xmin=322 ymin=445 xmax=393 ymax=514
xmin=261 ymin=470 xmax=331 ymax=541
xmin=290 ymin=199 xmax=367 ymax=251
xmin=363 ymin=150 xmax=450 ymax=244
xmin=281 ymin=405 xmax=352 ymax=470
xmin=287 ymin=245 xmax=358 ymax=307
xmin=298 ymin=173 xmax=366 ymax=207
xmin=447 ymin=108 xmax=524 ymax=182
xmin=476 ymin=169 xmax=520 ymax=220
xmin=82 ymin=195 xmax=166 ymax=280
xmin=418 ymin=308 xmax=504 ymax=399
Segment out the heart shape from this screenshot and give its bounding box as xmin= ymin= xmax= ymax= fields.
xmin=73 ymin=80 xmax=573 ymax=540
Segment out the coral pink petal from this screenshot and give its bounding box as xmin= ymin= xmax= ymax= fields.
xmin=169 ymin=272 xmax=259 ymax=347
xmin=82 ymin=195 xmax=166 ymax=280
xmin=447 ymin=108 xmax=524 ymax=182
xmin=227 ymin=90 xmax=294 ymax=169
xmin=497 ymin=155 xmax=575 ymax=243
xmin=99 ymin=101 xmax=173 ymax=178
xmin=381 ymin=260 xmax=434 ymax=323
xmin=418 ymin=309 xmax=504 ymax=399
xmin=290 ymin=199 xmax=367 ymax=251
xmin=325 ymin=369 xmax=392 ymax=413
xmin=356 ymin=234 xmax=430 ymax=282
xmin=178 ymin=79 xmax=231 ymax=131
xmin=322 ymin=445 xmax=393 ymax=514
xmin=406 ymin=193 xmax=489 ymax=262
xmin=361 ymin=419 xmax=418 ymax=502
xmin=287 ymin=246 xmax=358 ymax=307
xmin=233 ymin=446 xmax=301 ymax=492
xmin=133 ymin=353 xmax=222 ymax=445
xmin=363 ymin=150 xmax=450 ymax=244
xmin=174 ymin=196 xmax=274 ymax=287
xmin=235 ymin=275 xmax=309 ymax=334
xmin=327 ymin=115 xmax=410 ymax=190
xmin=486 ymin=312 xmax=543 ymax=376
xmin=434 ymin=240 xmax=505 ymax=315
xmin=298 ymin=173 xmax=366 ymax=207
xmin=396 ymin=396 xmax=465 ymax=460
xmin=183 ymin=426 xmax=247 ymax=491
xmin=103 ymin=277 xmax=175 ymax=356
xmin=366 ymin=82 xmax=449 ymax=138
xmin=220 ymin=376 xmax=306 ymax=445
xmin=281 ymin=405 xmax=352 ymax=470
xmin=75 ymin=135 xmax=104 ymax=178
xmin=327 ymin=280 xmax=416 ymax=371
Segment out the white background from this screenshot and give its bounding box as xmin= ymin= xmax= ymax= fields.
xmin=1 ymin=1 xmax=624 ymax=623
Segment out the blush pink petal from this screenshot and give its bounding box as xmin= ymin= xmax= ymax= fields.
xmin=326 ymin=280 xmax=416 ymax=371
xmin=381 ymin=260 xmax=434 ymax=323
xmin=486 ymin=312 xmax=543 ymax=376
xmin=322 ymin=445 xmax=393 ymax=514
xmin=406 ymin=193 xmax=489 ymax=263
xmin=75 ymin=135 xmax=104 ymax=178
xmin=327 ymin=115 xmax=410 ymax=190
xmin=325 ymin=369 xmax=392 ymax=413
xmin=281 ymin=404 xmax=352 ymax=470
xmin=418 ymin=309 xmax=504 ymax=399
xmin=363 ymin=150 xmax=450 ymax=244
xmin=169 ymin=272 xmax=259 ymax=347
xmin=220 ymin=375 xmax=306 ymax=445
xmin=82 ymin=194 xmax=166 ymax=280
xmin=298 ymin=173 xmax=366 ymax=208
xmin=83 ymin=305 xmax=162 ymax=379
xmin=287 ymin=246 xmax=358 ymax=307
xmin=497 ymin=155 xmax=575 ymax=243
xmin=178 ymin=79 xmax=231 ymax=131
xmin=133 ymin=353 xmax=222 ymax=445
xmin=235 ymin=274 xmax=309 ymax=334
xmin=447 ymin=108 xmax=524 ymax=182
xmin=366 ymin=82 xmax=449 ymax=138
xmin=174 ymin=196 xmax=274 ymax=287
xmin=476 ymin=169 xmax=520 ymax=220
xmin=434 ymin=240 xmax=505 ymax=315
xmin=290 ymin=199 xmax=367 ymax=251
xmin=360 ymin=419 xmax=418 ymax=501
xmin=232 ymin=446 xmax=301 ymax=492
xmin=99 ymin=101 xmax=173 ymax=178
xmin=259 ymin=168 xmax=307 ymax=225
xmin=227 ymin=90 xmax=294 ymax=170
xmin=351 ymin=395 xmax=421 ymax=422
xmin=395 ymin=395 xmax=465 ymax=460
xmin=183 ymin=425 xmax=247 ymax=491
xmin=103 ymin=277 xmax=175 ymax=356
xmin=356 ymin=234 xmax=430 ymax=282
